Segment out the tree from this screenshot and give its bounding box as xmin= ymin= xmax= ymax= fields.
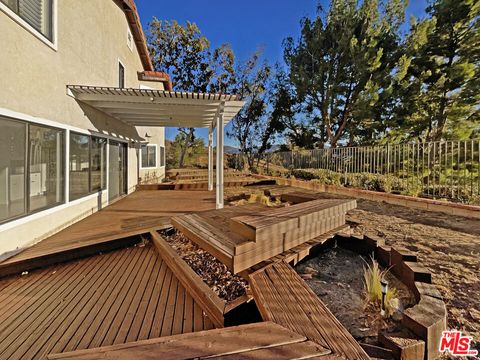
xmin=228 ymin=51 xmax=273 ymax=170
xmin=283 ymin=0 xmax=408 ymax=147
xmin=268 ymin=65 xmax=319 ymax=149
xmin=391 ymin=0 xmax=480 ymax=141
xmin=147 ymin=20 xmax=237 ymax=167
xmin=166 ymin=134 xmax=207 ymax=169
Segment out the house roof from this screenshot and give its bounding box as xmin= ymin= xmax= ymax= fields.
xmin=67 ymin=85 xmax=245 ymax=129
xmin=114 ymin=0 xmax=173 ymax=90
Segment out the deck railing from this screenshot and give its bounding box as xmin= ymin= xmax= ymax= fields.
xmin=231 ymin=140 xmax=480 ymax=204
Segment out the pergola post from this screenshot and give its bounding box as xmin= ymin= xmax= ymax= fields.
xmin=208 ymin=126 xmax=213 ymax=191
xmin=215 ymin=103 xmax=225 ymax=209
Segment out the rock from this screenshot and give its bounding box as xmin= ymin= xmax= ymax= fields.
xmin=300 ymin=273 xmax=313 ymax=280
xmin=469 ymin=308 xmax=480 ymax=321
xmin=302 ymin=266 xmax=318 ymax=275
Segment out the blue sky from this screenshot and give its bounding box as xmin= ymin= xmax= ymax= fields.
xmin=136 ymin=0 xmax=428 ymax=146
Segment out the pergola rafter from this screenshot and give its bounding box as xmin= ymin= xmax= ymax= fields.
xmin=67 ymin=85 xmax=245 ymax=208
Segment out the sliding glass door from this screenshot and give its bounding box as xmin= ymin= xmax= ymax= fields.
xmin=108 ymin=141 xmax=127 ymax=201
xmin=0 ymin=116 xmax=65 ymax=223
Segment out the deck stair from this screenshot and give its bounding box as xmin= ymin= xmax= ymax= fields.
xmin=47 ymin=321 xmax=333 ymax=359
xmin=249 ymin=261 xmax=371 ymax=360
xmin=172 ymin=195 xmax=356 ymax=273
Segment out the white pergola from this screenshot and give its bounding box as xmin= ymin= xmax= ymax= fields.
xmin=67 ymin=85 xmax=245 ymax=209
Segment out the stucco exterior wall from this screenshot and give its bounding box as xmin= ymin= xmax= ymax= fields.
xmin=0 ymin=0 xmax=166 ymax=254
xmin=137 ymin=126 xmax=166 ymax=184
xmin=0 ymin=0 xmax=163 ymax=133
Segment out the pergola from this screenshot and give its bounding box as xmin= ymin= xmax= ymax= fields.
xmin=67 ymin=85 xmax=245 ymax=209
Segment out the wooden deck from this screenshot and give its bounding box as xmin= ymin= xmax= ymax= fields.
xmin=47 ymin=322 xmax=333 ymax=360
xmin=172 ymin=198 xmax=356 ymax=273
xmin=249 ymin=261 xmax=370 ymax=360
xmin=0 ymin=243 xmax=214 ymax=360
xmin=0 ymin=190 xmax=216 ymax=278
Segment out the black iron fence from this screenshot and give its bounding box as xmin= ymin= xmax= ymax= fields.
xmin=231 ymin=140 xmax=480 ymax=204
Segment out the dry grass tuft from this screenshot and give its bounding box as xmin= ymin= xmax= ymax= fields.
xmin=363 ymin=256 xmax=399 ymax=317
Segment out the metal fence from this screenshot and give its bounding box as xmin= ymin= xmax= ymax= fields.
xmin=232 ymin=140 xmax=480 ymax=204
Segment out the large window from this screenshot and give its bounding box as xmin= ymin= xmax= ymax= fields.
xmin=0 ymin=118 xmax=27 ymax=222
xmin=69 ymin=134 xmax=107 ymax=200
xmin=0 ymin=117 xmax=65 ymax=223
xmin=69 ymin=133 xmax=90 ymax=200
xmin=90 ymin=137 xmax=107 ymax=191
xmin=28 ymin=124 xmax=64 ymax=211
xmin=141 ymin=144 xmax=157 ymax=168
xmin=1 ymin=0 xmax=53 ymax=41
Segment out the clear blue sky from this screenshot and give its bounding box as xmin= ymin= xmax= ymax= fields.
xmin=136 ymin=0 xmax=428 ymax=146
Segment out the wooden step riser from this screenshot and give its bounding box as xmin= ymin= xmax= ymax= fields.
xmin=231 ymin=203 xmax=353 ymax=243
xmin=232 ymin=215 xmax=346 ymax=273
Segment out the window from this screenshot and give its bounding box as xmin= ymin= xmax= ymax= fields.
xmin=1 ymin=0 xmax=53 ymax=41
xmin=119 ymin=62 xmax=125 ymax=88
xmin=141 ymin=144 xmax=157 ymax=168
xmin=28 ymin=124 xmax=64 ymax=211
xmin=69 ymin=134 xmax=107 ymax=200
xmin=0 ymin=118 xmax=27 ymax=222
xmin=0 ymin=116 xmax=65 ymax=224
xmin=69 ymin=133 xmax=90 ymax=200
xmin=90 ymin=137 xmax=107 ymax=191
xmin=160 ymin=146 xmax=165 ymax=167
xmin=127 ymin=27 xmax=133 ymax=51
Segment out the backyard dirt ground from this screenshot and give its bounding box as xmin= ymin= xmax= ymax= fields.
xmin=349 ymin=199 xmax=480 ymax=350
xmin=226 ymin=185 xmax=480 ymax=349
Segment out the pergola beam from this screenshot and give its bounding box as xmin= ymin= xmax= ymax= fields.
xmin=208 ymin=126 xmax=213 ymax=191
xmin=216 ymin=102 xmax=225 ymax=209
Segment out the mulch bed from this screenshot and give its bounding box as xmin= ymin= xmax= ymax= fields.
xmin=159 ymin=229 xmax=248 ymax=302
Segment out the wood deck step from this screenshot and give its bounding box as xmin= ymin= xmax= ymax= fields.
xmin=172 ymin=195 xmax=356 ymax=274
xmin=230 ymin=199 xmax=356 ymax=242
xmin=47 ymin=322 xmax=331 ymax=359
xmin=249 ymin=261 xmax=370 ymax=360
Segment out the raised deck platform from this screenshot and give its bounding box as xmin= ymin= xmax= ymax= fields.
xmin=0 ymin=190 xmax=216 ymax=278
xmin=172 ymin=197 xmax=356 ymax=273
xmin=249 ymin=261 xmax=370 ymax=360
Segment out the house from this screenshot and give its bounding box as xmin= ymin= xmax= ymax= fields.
xmin=0 ymin=0 xmax=167 ymax=255
xmin=0 ymin=0 xmax=244 ymax=257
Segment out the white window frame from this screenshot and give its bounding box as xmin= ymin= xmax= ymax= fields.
xmin=118 ymin=59 xmax=126 ymax=88
xmin=159 ymin=146 xmax=165 ymax=168
xmin=140 ymin=144 xmax=158 ymax=169
xmin=127 ymin=26 xmax=133 ymax=52
xmin=0 ymin=0 xmax=58 ymax=51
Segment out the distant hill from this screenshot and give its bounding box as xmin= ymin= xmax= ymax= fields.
xmin=224 ymin=145 xmax=240 ymax=154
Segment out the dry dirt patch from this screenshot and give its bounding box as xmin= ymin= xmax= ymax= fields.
xmin=349 ymin=199 xmax=480 ymax=350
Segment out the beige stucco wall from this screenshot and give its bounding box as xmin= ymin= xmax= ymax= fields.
xmin=0 ymin=0 xmax=164 ymax=133
xmin=137 ymin=126 xmax=166 ymax=183
xmin=0 ymin=0 xmax=166 ymax=254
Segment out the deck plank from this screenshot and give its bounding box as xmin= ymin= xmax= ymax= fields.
xmin=0 ymin=190 xmax=216 ymax=278
xmin=249 ymin=261 xmax=370 ymax=360
xmin=47 ymin=322 xmax=327 ymax=360
xmin=0 ymin=244 xmax=215 ymax=359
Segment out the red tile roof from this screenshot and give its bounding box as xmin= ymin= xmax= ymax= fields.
xmin=114 ymin=0 xmax=172 ymax=90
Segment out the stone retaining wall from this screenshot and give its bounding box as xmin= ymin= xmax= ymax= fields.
xmin=337 ymin=233 xmax=446 ymax=360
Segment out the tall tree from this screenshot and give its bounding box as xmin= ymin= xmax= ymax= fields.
xmin=147 ymin=20 xmax=237 ymax=167
xmin=283 ymin=0 xmax=407 ymax=147
xmin=228 ymin=52 xmax=272 ymax=170
xmin=391 ymin=0 xmax=479 ymax=141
